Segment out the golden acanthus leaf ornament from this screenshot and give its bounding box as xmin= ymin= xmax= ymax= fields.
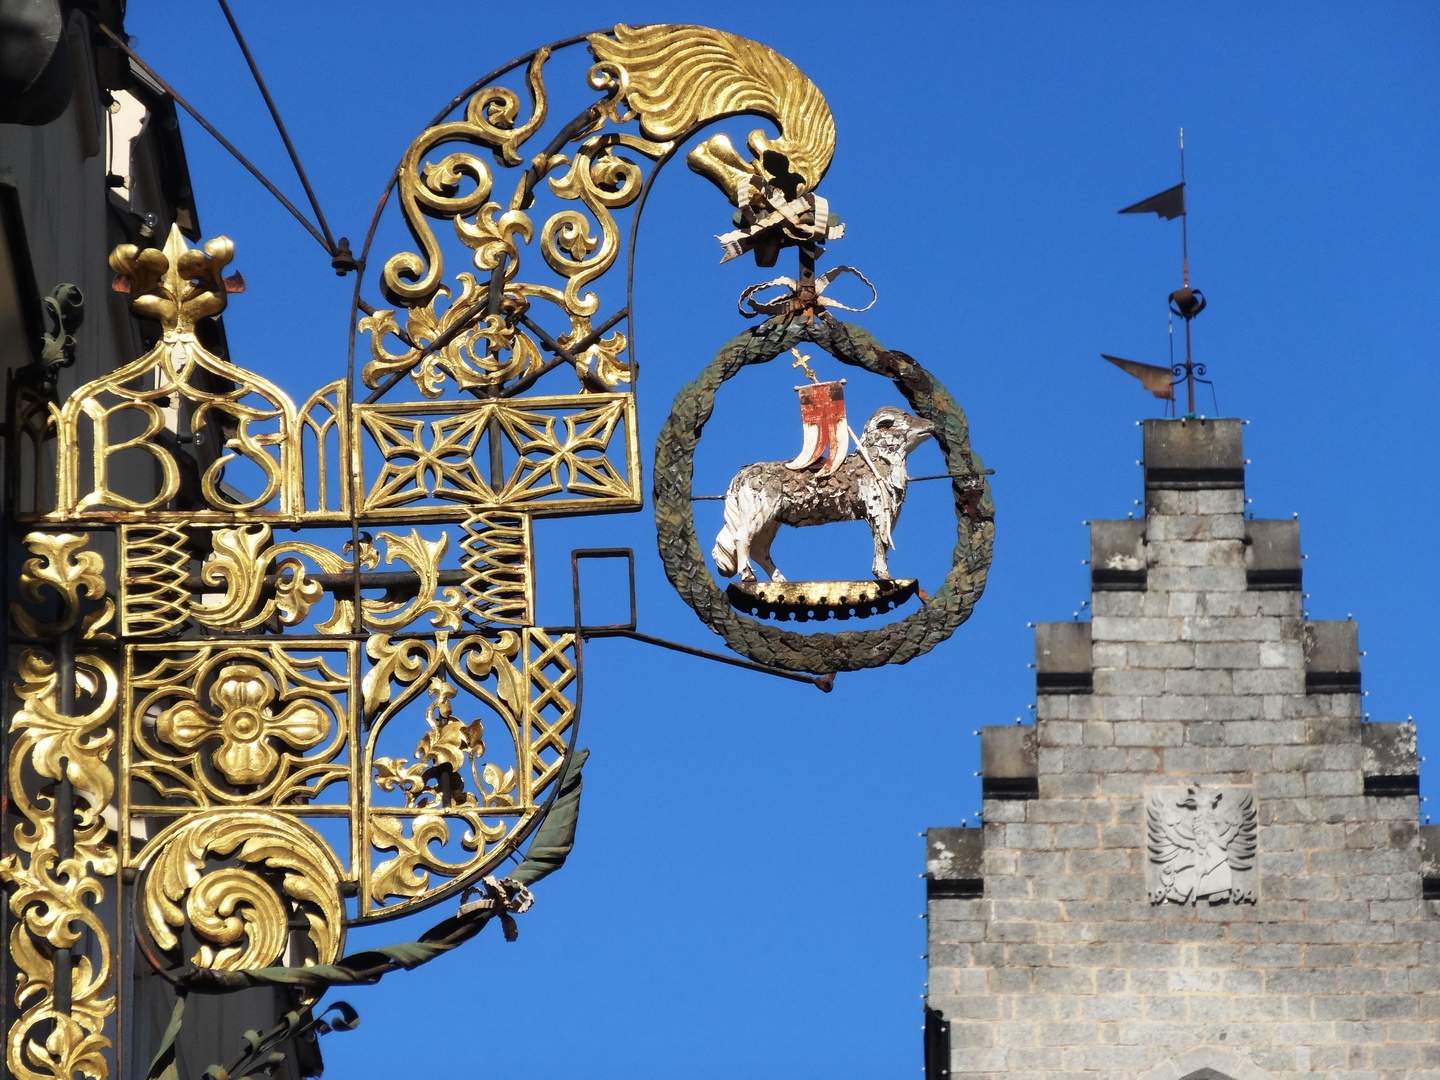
xmin=588 ymin=24 xmax=835 ymax=203
xmin=140 ymin=812 xmax=345 ymax=970
xmin=0 ymin=648 xmax=118 ymax=1080
xmin=11 ymin=532 xmax=114 ymax=638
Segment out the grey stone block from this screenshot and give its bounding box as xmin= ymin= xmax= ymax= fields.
xmin=928 ymin=827 xmax=984 ymax=901
xmin=1304 ymin=619 xmax=1361 ymax=693
xmin=1197 ymin=488 xmax=1246 ymax=514
xmin=1035 ymin=621 xmax=1092 ymax=694
xmin=1092 ymin=615 xmax=1178 ymax=642
xmin=1421 ymin=826 xmax=1440 ymax=876
xmin=1245 ymin=519 xmax=1302 ymax=590
xmin=1090 ymin=519 xmax=1147 ymax=591
xmin=1143 ymin=416 xmax=1245 ymax=489
xmin=982 ymin=726 xmax=1038 ymax=800
xmin=1361 ymin=721 xmax=1419 ymax=797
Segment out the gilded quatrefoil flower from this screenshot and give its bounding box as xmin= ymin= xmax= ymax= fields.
xmin=156 ymin=663 xmax=330 ymax=786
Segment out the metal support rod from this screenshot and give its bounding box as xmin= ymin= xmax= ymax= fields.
xmin=214 ymin=0 xmax=337 ymax=251
xmin=97 ymin=24 xmax=332 ymax=255
xmin=487 ymin=414 xmax=507 ymax=490
xmin=1184 ymin=317 xmax=1195 ymax=417
xmin=176 ymin=569 xmax=468 ymax=594
xmin=52 ymin=630 xmax=75 ymax=1015
xmin=517 ymin=313 xmax=579 ymax=368
xmin=691 ymin=469 xmax=995 ymax=500
xmin=503 ymin=307 xmax=629 ymax=398
xmin=583 ymin=627 xmax=833 ymax=691
xmin=487 ymin=261 xmax=508 ymax=489
xmin=1179 ymin=127 xmax=1188 ymax=288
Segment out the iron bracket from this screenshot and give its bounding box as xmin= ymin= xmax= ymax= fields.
xmin=570 ymin=547 xmax=833 ymax=692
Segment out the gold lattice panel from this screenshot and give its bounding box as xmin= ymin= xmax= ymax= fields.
xmin=353 ymin=394 xmax=640 ymax=521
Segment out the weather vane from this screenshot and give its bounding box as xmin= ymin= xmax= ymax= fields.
xmin=0 ymin=21 xmax=994 ymax=1079
xmin=1104 ymin=128 xmax=1216 ymax=417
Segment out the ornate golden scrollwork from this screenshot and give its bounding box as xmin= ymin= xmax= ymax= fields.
xmin=362 ymin=24 xmax=834 ymax=400
xmin=359 ymin=628 xmax=576 ymax=915
xmin=0 ymin=648 xmax=118 ymax=1080
xmin=126 ymin=640 xmax=354 ymax=810
xmin=358 ymin=276 xmax=545 ymax=396
xmin=5 ymin=21 xmax=832 ymax=1074
xmin=120 ymin=524 xmax=468 ymax=637
xmin=10 ymin=532 xmax=114 ymax=638
xmin=138 ymin=812 xmax=345 ymax=970
xmin=378 ymin=47 xmax=552 ymax=308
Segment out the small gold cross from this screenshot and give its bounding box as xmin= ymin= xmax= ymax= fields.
xmin=789 ymin=347 xmax=818 ymax=383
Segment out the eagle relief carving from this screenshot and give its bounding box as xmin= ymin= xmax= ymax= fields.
xmin=1145 ymin=784 xmax=1258 ymax=906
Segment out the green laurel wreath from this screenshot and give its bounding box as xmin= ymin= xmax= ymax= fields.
xmin=653 ymin=318 xmax=995 ymax=674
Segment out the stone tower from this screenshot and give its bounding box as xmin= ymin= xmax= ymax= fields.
xmin=924 ymin=418 xmax=1437 ymax=1080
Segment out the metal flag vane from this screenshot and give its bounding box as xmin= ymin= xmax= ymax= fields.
xmin=1107 ymin=127 xmax=1216 ymax=418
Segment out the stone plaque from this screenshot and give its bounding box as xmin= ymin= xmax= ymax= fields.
xmin=1145 ymin=783 xmax=1257 ymax=905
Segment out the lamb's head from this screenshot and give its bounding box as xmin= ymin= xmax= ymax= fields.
xmin=860 ymin=406 xmax=935 ymax=465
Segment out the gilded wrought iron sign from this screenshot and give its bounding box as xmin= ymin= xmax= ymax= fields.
xmin=2 ymin=20 xmax=991 ymax=1078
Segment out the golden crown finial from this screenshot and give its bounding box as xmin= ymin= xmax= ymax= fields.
xmin=109 ymin=223 xmax=240 ymax=335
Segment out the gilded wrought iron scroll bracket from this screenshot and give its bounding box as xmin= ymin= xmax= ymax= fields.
xmin=4 ymin=21 xmax=848 ymax=1079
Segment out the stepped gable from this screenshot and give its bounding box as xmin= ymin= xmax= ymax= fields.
xmin=924 ymin=418 xmax=1436 ymax=1080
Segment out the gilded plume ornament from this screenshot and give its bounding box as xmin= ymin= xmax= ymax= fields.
xmin=2 ymin=22 xmax=866 ymax=1078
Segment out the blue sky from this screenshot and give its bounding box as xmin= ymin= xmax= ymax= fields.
xmin=128 ymin=3 xmax=1438 ymax=1076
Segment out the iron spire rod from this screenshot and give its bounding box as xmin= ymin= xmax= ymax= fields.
xmin=1184 ymin=315 xmax=1195 ymax=416
xmin=214 ymin=0 xmax=338 ymax=252
xmin=97 ymin=24 xmax=332 ymax=255
xmin=1180 ymin=127 xmax=1189 ymax=287
xmin=1179 ymin=127 xmax=1195 ymax=414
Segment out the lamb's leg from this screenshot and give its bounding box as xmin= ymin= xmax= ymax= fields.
xmin=733 ymin=526 xmax=755 ymax=582
xmin=750 ymin=520 xmax=786 ymax=583
xmin=870 ymin=519 xmax=892 ymax=580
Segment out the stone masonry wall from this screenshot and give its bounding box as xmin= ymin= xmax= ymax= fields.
xmin=926 ymin=419 xmax=1438 ymax=1080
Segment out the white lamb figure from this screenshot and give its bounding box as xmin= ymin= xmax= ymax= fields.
xmin=711 ymin=405 xmax=935 ymax=583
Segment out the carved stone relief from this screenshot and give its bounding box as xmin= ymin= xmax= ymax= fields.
xmin=1145 ymin=784 xmax=1258 ymax=905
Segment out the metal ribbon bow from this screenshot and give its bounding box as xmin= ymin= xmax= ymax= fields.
xmin=457 ymin=875 xmax=536 ymax=941
xmin=736 ymin=265 xmax=878 ymax=322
